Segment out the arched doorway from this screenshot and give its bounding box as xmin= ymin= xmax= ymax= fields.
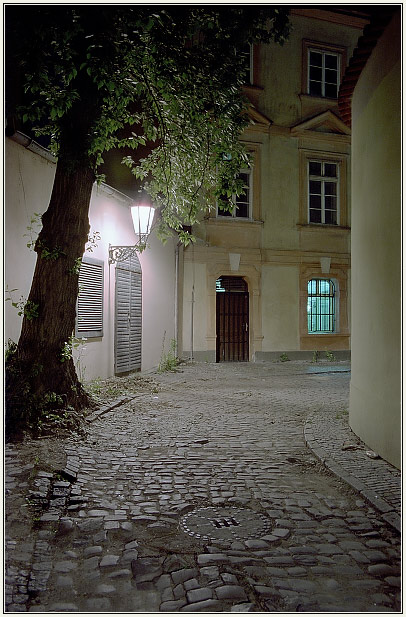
xmin=216 ymin=276 xmax=249 ymax=362
xmin=115 ymin=254 xmax=142 ymax=374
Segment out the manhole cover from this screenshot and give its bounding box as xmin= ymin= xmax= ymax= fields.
xmin=180 ymin=506 xmax=272 ymax=542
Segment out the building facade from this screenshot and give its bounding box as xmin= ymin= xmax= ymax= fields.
xmin=180 ymin=9 xmax=367 ymax=363
xmin=4 ymin=135 xmax=178 ymax=381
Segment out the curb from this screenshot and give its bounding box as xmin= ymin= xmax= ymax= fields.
xmin=304 ymin=419 xmax=401 ymax=533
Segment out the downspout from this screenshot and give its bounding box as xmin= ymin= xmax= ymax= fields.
xmin=174 ymin=241 xmax=181 ymax=357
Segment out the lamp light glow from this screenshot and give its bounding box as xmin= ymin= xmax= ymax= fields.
xmin=108 ymin=203 xmax=155 ymax=264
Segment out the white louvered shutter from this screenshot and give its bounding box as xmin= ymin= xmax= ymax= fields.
xmin=75 ymin=258 xmax=104 ymax=338
xmin=115 ymin=255 xmax=142 ymax=374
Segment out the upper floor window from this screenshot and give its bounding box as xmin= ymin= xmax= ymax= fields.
xmin=308 ymin=48 xmax=340 ymax=98
xmin=242 ymin=43 xmax=253 ymax=85
xmin=307 ymin=278 xmax=336 ymax=333
xmin=302 ymin=41 xmax=346 ymax=101
xmin=308 ymin=160 xmax=339 ymax=225
xmin=217 ymin=169 xmax=252 ymax=219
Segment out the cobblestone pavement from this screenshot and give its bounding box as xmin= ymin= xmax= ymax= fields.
xmin=5 ymin=361 xmax=401 ymax=613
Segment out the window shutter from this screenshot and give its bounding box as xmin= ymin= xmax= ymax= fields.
xmin=75 ymin=257 xmax=104 ymax=338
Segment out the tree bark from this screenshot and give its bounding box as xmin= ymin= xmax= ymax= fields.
xmin=6 ymin=155 xmax=97 ymax=435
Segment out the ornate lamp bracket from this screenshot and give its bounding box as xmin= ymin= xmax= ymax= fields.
xmin=108 ymin=238 xmax=147 ymax=265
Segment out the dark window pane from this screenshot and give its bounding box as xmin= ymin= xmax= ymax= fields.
xmin=324 ymin=83 xmax=338 ymax=98
xmin=309 ymin=195 xmax=321 ymax=209
xmin=309 ymin=209 xmax=322 ymax=223
xmin=235 ymin=203 xmax=248 ymax=218
xmin=325 ymin=196 xmax=337 ymax=211
xmin=309 ymin=51 xmax=322 ymax=67
xmin=309 ymin=180 xmax=321 ymax=194
xmin=324 ymin=182 xmax=337 ymax=196
xmin=324 ymin=163 xmax=337 ymax=177
xmin=325 ymin=68 xmax=338 ymax=84
xmin=325 ymin=209 xmax=337 ymax=225
xmin=325 ymin=54 xmax=338 ymax=69
xmin=309 ymin=161 xmax=322 ymax=176
xmin=309 ymin=66 xmax=322 ymax=81
xmin=309 ymin=80 xmax=322 ymax=96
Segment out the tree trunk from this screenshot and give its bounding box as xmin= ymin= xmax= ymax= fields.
xmin=6 ymin=156 xmax=97 ymax=435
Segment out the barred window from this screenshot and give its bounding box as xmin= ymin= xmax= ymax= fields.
xmin=307 ymin=278 xmax=336 ymax=333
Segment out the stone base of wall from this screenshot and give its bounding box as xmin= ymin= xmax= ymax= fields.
xmin=255 ymin=350 xmax=351 ymax=362
xmin=182 ymin=350 xmax=216 ymax=363
xmin=182 ymin=350 xmax=351 ymax=363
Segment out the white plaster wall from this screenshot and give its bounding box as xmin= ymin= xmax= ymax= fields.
xmin=5 ymin=137 xmax=176 ymax=380
xmin=261 ymin=265 xmax=299 ymax=351
xmin=138 ymin=231 xmax=177 ymax=371
xmin=349 ymin=12 xmax=401 ymax=469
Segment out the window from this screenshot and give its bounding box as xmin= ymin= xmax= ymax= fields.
xmin=307 ymin=279 xmax=336 ymax=333
xmin=242 ymin=43 xmax=253 ymax=85
xmin=75 ymin=257 xmax=104 ymax=338
xmin=308 ymin=48 xmax=340 ymax=98
xmin=217 ymin=169 xmax=252 ymax=219
xmin=308 ymin=160 xmax=338 ymax=225
xmin=302 ymin=41 xmax=346 ymax=102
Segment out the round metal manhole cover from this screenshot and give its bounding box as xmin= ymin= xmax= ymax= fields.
xmin=180 ymin=506 xmax=272 ymax=543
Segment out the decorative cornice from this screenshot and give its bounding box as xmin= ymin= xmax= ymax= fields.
xmin=291 ymin=110 xmax=351 ymax=136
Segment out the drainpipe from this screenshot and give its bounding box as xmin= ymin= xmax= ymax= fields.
xmin=174 ymin=241 xmax=181 ymax=357
xmin=190 ymin=284 xmax=195 ymax=361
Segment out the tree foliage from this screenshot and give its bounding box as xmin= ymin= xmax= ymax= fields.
xmin=5 ymin=6 xmax=290 ymax=437
xmin=8 ymin=5 xmax=290 ymax=239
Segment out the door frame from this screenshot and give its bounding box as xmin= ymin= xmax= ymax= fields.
xmin=216 ymin=276 xmax=249 ymax=362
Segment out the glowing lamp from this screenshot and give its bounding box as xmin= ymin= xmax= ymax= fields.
xmin=109 ymin=203 xmax=155 ymax=264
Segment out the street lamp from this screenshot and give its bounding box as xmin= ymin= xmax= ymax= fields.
xmin=108 ymin=204 xmax=155 ymax=264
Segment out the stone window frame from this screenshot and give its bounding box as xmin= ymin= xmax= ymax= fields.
xmin=299 ymin=148 xmax=349 ymax=229
xmin=302 ymin=39 xmax=347 ymax=100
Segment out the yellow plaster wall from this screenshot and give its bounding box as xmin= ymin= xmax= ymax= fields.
xmin=261 ymin=265 xmax=299 ymax=350
xmin=182 ymin=261 xmax=208 ymax=353
xmin=262 ymin=136 xmax=300 ymax=250
xmin=349 ymin=13 xmax=401 ymax=469
xmin=258 ymin=15 xmax=362 ymax=127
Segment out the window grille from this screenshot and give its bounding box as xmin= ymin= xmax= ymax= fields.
xmin=75 ymin=258 xmax=104 ymax=338
xmin=307 ymin=278 xmax=336 ymax=333
xmin=308 ymin=160 xmax=338 ymax=225
xmin=308 ymin=48 xmax=340 ymax=98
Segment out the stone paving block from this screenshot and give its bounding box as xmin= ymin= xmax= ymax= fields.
xmin=180 ymin=599 xmax=222 ymax=612
xmin=215 ymin=585 xmax=248 ymax=601
xmin=161 ymin=599 xmax=188 ymax=611
xmin=186 ymin=587 xmax=213 ymax=603
xmin=171 ymin=568 xmax=198 ymax=585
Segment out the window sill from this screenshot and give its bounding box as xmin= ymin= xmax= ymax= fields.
xmin=299 ymin=93 xmax=338 ymax=104
xmin=297 ymin=223 xmax=350 ymax=232
xmin=211 ymin=217 xmax=263 ymax=226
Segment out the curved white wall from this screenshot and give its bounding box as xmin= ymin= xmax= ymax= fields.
xmin=349 ymin=12 xmax=401 ymax=469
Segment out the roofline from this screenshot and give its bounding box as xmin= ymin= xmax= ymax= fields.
xmin=338 ymin=6 xmax=401 ymax=127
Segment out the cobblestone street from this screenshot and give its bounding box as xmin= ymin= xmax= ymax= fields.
xmin=5 ymin=361 xmax=401 ymax=613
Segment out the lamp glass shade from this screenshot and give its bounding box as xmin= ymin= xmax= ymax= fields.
xmin=131 ymin=205 xmax=154 ymax=238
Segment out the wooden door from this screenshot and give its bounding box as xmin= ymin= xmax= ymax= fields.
xmin=216 ymin=277 xmax=249 ymax=362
